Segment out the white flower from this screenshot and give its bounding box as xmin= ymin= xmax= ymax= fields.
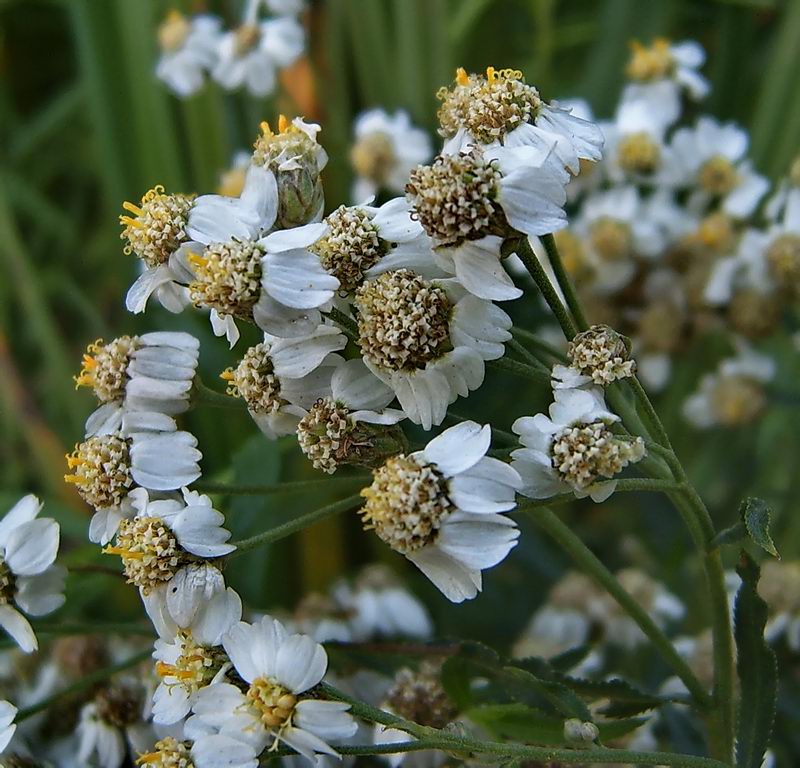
xmin=624 ymin=39 xmax=709 ymax=125
xmin=354 ymin=270 xmax=512 ymax=429
xmin=78 ymin=332 xmax=200 ymax=436
xmin=0 ymin=700 xmax=17 ymax=752
xmin=104 ymin=487 xmax=234 ymax=625
xmin=296 ymin=358 xmax=405 ymax=474
xmin=68 ymin=412 xmax=202 ymax=540
xmin=670 ymin=117 xmax=769 ymax=218
xmin=187 ymin=615 xmax=358 ymax=766
xmin=124 ymin=165 xmax=277 ymax=315
xmin=405 ymin=144 xmax=571 ymax=300
xmin=350 ymin=109 xmax=432 ymax=201
xmin=212 ymin=16 xmax=304 ymax=97
xmin=360 ymin=421 xmax=521 ymax=603
xmin=0 ymin=495 xmax=65 ymax=653
xmin=152 ymin=588 xmax=242 ymax=725
xmin=222 ymin=326 xmax=347 ymax=439
xmin=512 ymin=387 xmax=645 ymax=503
xmin=682 ymin=344 xmax=775 ymax=429
xmin=155 ymin=11 xmax=221 ymax=97
xmin=438 ymin=66 xmax=604 ymax=175
xmin=332 ymin=564 xmax=432 ymax=641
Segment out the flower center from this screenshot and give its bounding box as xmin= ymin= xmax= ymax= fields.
xmin=95 ymin=685 xmax=142 ymax=728
xmin=189 ymin=239 xmax=262 ymax=320
xmin=698 ymin=155 xmax=739 ymax=196
xmin=567 ymin=325 xmax=635 ymax=385
xmin=350 ymin=131 xmax=397 ymax=184
xmin=694 ymin=212 xmax=736 ymax=253
xmin=104 ymin=517 xmax=182 ymax=593
xmin=120 ymin=185 xmax=193 ymax=268
xmin=712 ymin=376 xmax=765 ymax=426
xmin=137 ymin=737 xmax=194 ymax=768
xmin=637 ymin=301 xmax=683 ymax=353
xmin=626 ymin=39 xmax=675 ymax=81
xmin=406 ymin=150 xmax=504 ymax=246
xmin=436 ymin=66 xmax=541 ymax=144
xmin=728 ymin=289 xmax=780 ymax=339
xmin=355 ymin=269 xmax=452 ymax=372
xmin=554 ymin=229 xmax=593 ymax=284
xmin=386 ymin=664 xmax=456 ymax=729
xmin=246 ymin=677 xmax=298 ymax=729
xmin=551 ymin=421 xmax=645 ymax=489
xmin=297 ymin=398 xmax=355 ymax=474
xmin=590 ymin=218 xmax=631 ymax=261
xmin=158 ymin=10 xmax=191 ymax=53
xmin=360 ymin=454 xmax=451 ymax=554
xmin=234 ymin=23 xmax=261 ymax=55
xmin=0 ymin=558 xmax=16 ymax=605
xmin=65 ymin=435 xmax=133 ymax=509
xmin=155 ymin=632 xmax=225 ymax=693
xmin=766 ymin=233 xmax=800 ymax=294
xmin=221 ymin=342 xmax=285 ymax=413
xmin=75 ymin=336 xmax=138 ymax=403
xmin=311 ymin=206 xmax=388 ymax=293
xmin=252 ymin=116 xmax=315 ymax=171
xmin=617 ymin=132 xmax=661 ymax=174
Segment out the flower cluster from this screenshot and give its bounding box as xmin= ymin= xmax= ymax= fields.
xmin=156 ymin=0 xmax=305 ymax=98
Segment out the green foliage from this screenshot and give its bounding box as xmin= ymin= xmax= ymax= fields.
xmin=734 ymin=552 xmax=778 ymax=768
xmin=712 ymin=497 xmax=780 ymax=558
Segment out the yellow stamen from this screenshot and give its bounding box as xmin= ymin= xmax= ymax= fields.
xmin=122 ymin=201 xmax=144 ymax=216
xmin=278 ymin=114 xmax=290 ymax=133
xmin=260 ymin=120 xmax=274 ymax=137
xmin=486 ymin=65 xmax=497 ymax=83
xmin=455 ymin=67 xmax=469 ymax=86
xmin=103 ymin=545 xmax=144 ymax=560
xmin=220 ymin=368 xmax=235 ymax=382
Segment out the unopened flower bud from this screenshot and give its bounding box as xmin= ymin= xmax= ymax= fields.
xmin=564 ymin=717 xmax=599 ymax=744
xmin=567 ymin=325 xmax=635 ymax=386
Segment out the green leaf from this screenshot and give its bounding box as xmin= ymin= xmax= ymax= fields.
xmin=500 ymin=665 xmax=592 ymax=721
xmin=739 ymin=498 xmax=780 ymax=559
xmin=440 ymin=641 xmax=500 ymax=710
xmin=734 ymin=552 xmax=778 ymax=768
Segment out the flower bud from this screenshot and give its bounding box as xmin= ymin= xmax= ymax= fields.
xmin=564 ymin=717 xmax=599 ymax=744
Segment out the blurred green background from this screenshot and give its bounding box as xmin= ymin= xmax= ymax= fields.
xmin=1 ymin=3 xmax=800 ymax=750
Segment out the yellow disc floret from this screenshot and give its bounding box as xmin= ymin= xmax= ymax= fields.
xmin=65 ymin=435 xmax=133 ymax=509
xmin=75 ymin=336 xmax=138 ymax=403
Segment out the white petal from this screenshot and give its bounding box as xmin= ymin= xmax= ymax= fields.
xmin=5 ymin=518 xmax=59 ymax=576
xmin=447 ymin=456 xmax=521 ymax=512
xmin=405 ymin=547 xmax=481 ymax=603
xmin=293 ymin=699 xmax=357 ymax=741
xmin=14 ymin=566 xmax=66 ymax=616
xmin=0 ymin=604 xmax=37 ymax=652
xmin=422 ymin=421 xmax=490 ymax=476
xmin=331 ymin=358 xmax=395 ymax=411
xmin=435 ymin=513 xmax=519 ymax=570
xmin=191 ymin=733 xmax=260 ymax=768
xmin=0 ymin=494 xmax=41 ymax=547
xmin=263 ymin=249 xmax=339 ymax=309
xmin=166 ymin=564 xmax=225 ymax=627
xmin=275 ymin=634 xmax=328 ymax=693
xmin=193 ymin=588 xmax=243 ymax=646
xmin=449 ymin=239 xmax=522 ymax=301
xmin=261 ymin=222 xmax=328 ymax=252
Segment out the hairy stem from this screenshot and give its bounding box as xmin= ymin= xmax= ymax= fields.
xmin=514 ymin=236 xmax=578 ymax=338
xmin=540 ymin=233 xmax=589 ymax=331
xmin=193 ymin=378 xmax=244 ymax=409
xmin=325 ymin=305 xmax=359 ymax=341
xmin=195 ymin=475 xmax=370 ymax=496
xmin=230 ymin=494 xmax=364 ymax=554
xmin=521 ymin=503 xmax=712 ymax=707
xmin=511 ymin=326 xmax=568 ymax=362
xmin=487 ymin=356 xmax=552 ymax=385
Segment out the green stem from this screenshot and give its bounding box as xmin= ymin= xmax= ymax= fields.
xmin=230 ymin=494 xmax=363 ymax=554
xmin=629 ymin=376 xmax=673 ymax=451
xmin=508 ymin=337 xmax=550 ymax=372
xmin=318 ymin=683 xmax=727 ymax=768
xmin=540 ymin=233 xmax=589 ymax=331
xmin=16 ymin=649 xmax=151 ymax=722
xmin=514 ymin=236 xmax=577 ymax=339
xmin=195 ymin=475 xmax=370 ymax=496
xmin=325 ymin=306 xmax=359 ymax=341
xmin=488 ymin=357 xmax=551 ymax=386
xmin=521 ymin=503 xmax=712 ymax=707
xmin=511 ymin=326 xmax=568 ymax=362
xmin=193 ymin=379 xmax=244 ymax=410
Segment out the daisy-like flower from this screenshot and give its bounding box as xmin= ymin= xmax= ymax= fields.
xmin=373 ymin=662 xmax=456 ymax=768
xmin=350 ymin=109 xmax=432 ymax=202
xmin=552 ymin=325 xmax=636 ymax=389
xmin=0 ymin=700 xmax=16 ymax=752
xmin=77 ymin=682 xmax=154 ymax=768
xmin=437 ymin=66 xmax=603 ymax=175
xmin=103 ymin=487 xmax=234 ymax=623
xmin=67 ymin=412 xmax=202 ymax=540
xmin=353 ymin=270 xmax=512 ymax=429
xmin=332 ymin=564 xmax=432 ymax=641
xmin=296 ymin=358 xmax=405 ymax=474
xmin=0 ymin=495 xmax=65 ymax=653
xmin=155 ymin=10 xmax=221 ymax=97
xmin=360 ymin=421 xmax=521 ymax=603
xmin=124 ymin=165 xmax=277 ymax=315
xmin=151 ymin=587 xmax=242 ymax=725
xmin=405 ymin=144 xmax=570 ymax=301
xmin=625 ymin=38 xmax=709 ymax=123
xmin=251 ymin=116 xmax=329 ymax=229
xmin=670 ymin=117 xmax=769 ymax=219
xmin=212 ymin=11 xmax=303 ymax=97
xmin=682 ymin=345 xmax=775 ymax=429
xmin=186 ymin=615 xmax=358 ymax=765
xmin=512 ymin=388 xmax=646 ymax=503
xmin=309 ymin=198 xmax=441 ymax=295
xmin=221 ymin=325 xmax=346 ymax=438
xmin=76 ymin=332 xmax=200 ymax=433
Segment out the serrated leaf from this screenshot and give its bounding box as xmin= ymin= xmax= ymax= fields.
xmin=500 ymin=665 xmax=591 ymax=721
xmin=739 ymin=498 xmax=780 ymax=558
xmin=440 ymin=641 xmax=500 ymax=709
xmin=734 ymin=552 xmax=778 ymax=768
